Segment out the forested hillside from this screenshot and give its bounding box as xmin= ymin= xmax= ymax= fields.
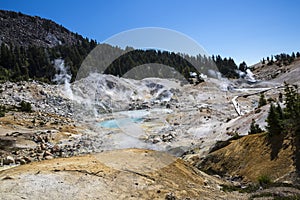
xmin=0 ymin=10 xmax=242 ymax=83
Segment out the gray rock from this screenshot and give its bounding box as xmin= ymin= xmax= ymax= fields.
xmin=152 ymin=136 xmax=161 ymax=144
xmin=23 ymin=156 xmax=33 ymax=163
xmin=43 ymin=151 xmax=53 ymax=157
xmin=3 ymin=156 xmax=15 ymax=165
xmin=18 ymin=158 xmax=26 ymax=165
xmin=44 ymin=155 xmax=54 ymax=160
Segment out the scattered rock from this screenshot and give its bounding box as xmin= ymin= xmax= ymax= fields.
xmin=162 ymin=133 xmax=174 ymax=142
xmin=165 ymin=192 xmax=177 ymax=200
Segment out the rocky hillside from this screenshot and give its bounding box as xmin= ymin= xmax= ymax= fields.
xmin=0 ymin=10 xmax=83 ymax=48
xmin=252 ymin=56 xmax=300 ymax=85
xmin=197 ymin=133 xmax=298 ymax=183
xmin=0 ymin=10 xmax=98 ymax=82
xmin=193 ymin=131 xmax=300 ymax=199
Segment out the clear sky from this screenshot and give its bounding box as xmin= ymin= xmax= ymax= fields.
xmin=1 ymin=0 xmax=300 ymax=65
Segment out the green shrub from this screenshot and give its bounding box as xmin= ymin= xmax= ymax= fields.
xmin=0 ymin=104 xmax=6 ymax=117
xmin=258 ymin=174 xmax=272 ymax=186
xmin=232 ymin=132 xmax=241 ymax=140
xmin=19 ymin=101 xmax=32 ymax=112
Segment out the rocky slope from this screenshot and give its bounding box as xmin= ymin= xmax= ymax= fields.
xmin=0 ymin=10 xmax=82 ymax=48
xmin=193 ymin=129 xmax=300 ymax=199
xmin=0 ymin=148 xmax=249 ymax=200
xmin=252 ymin=57 xmax=300 ymax=85
xmin=197 ymin=133 xmax=298 ymax=183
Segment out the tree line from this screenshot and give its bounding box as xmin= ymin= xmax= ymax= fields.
xmin=0 ymin=38 xmax=97 ymax=83
xmin=0 ymin=39 xmax=244 ymax=83
xmin=261 ymin=52 xmax=300 ymax=66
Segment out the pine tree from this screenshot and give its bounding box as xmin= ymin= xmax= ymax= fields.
xmin=283 ymin=83 xmax=300 ymax=133
xmin=239 ymin=61 xmax=247 ymax=72
xmin=276 ymin=102 xmax=284 ymax=120
xmin=292 ymin=52 xmax=296 ymax=58
xmin=266 ymin=104 xmax=282 ymax=136
xmin=258 ymin=93 xmax=267 ymax=108
xmin=249 ymin=119 xmax=263 ymax=134
xmin=284 ymin=83 xmax=300 ymax=120
xmin=279 ymin=92 xmax=283 ymax=103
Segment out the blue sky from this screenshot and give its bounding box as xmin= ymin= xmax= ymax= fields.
xmin=1 ymin=0 xmax=300 ymax=65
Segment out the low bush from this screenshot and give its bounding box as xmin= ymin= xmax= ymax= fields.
xmin=19 ymin=101 xmax=32 ymax=112
xmin=258 ymin=174 xmax=272 ymax=186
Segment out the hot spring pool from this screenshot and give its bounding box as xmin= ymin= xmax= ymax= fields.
xmin=98 ymin=109 xmax=172 ymax=129
xmin=99 ymin=117 xmax=144 ymax=128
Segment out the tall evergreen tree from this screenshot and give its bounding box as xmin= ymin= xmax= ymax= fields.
xmin=276 ymin=102 xmax=284 ymax=120
xmin=266 ymin=104 xmax=282 ymax=136
xmin=284 ymin=83 xmax=300 ymax=120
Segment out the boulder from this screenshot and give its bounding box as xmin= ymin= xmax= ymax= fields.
xmin=44 ymin=155 xmax=54 ymax=160
xmin=3 ymin=156 xmax=15 ymax=165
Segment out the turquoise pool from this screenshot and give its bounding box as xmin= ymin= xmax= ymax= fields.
xmin=99 ymin=117 xmax=144 ymax=128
